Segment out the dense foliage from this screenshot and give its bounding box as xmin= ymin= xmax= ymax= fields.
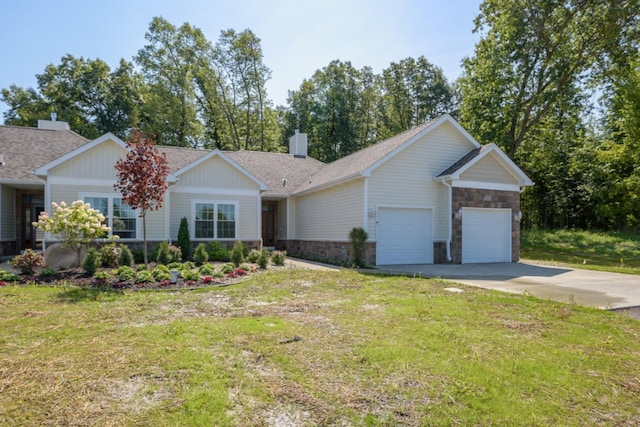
xmin=3 ymin=4 xmax=640 ymax=231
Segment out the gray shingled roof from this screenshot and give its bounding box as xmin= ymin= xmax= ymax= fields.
xmin=293 ymin=118 xmax=438 ymax=193
xmin=226 ymin=150 xmax=325 ymax=196
xmin=158 ymin=146 xmax=326 ymax=196
xmin=0 ymin=125 xmax=88 ymax=181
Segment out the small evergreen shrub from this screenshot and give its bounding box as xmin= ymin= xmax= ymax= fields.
xmin=180 ymin=261 xmax=195 ymax=271
xmin=93 ymin=270 xmax=112 ymax=286
xmin=118 ymin=244 xmax=134 ymax=267
xmin=100 ymin=243 xmax=121 ymax=267
xmin=117 ymin=265 xmax=135 ymax=281
xmin=39 ymin=267 xmax=57 ymax=277
xmin=221 ymin=262 xmax=235 ymax=274
xmin=131 ymin=248 xmax=145 ymax=265
xmin=193 ymin=243 xmax=209 ymax=264
xmin=177 ymin=217 xmax=191 ymax=260
xmin=82 ymin=248 xmax=101 ymax=276
xmin=180 ymin=269 xmax=200 ymax=281
xmin=152 ymin=264 xmax=171 ymax=281
xmin=230 ymin=241 xmax=246 ymax=267
xmin=168 ymin=245 xmax=182 ymax=263
xmin=247 ymin=249 xmax=261 ymax=263
xmin=155 ymin=241 xmax=171 ymax=265
xmin=257 ymin=248 xmax=269 ymax=270
xmin=271 ymin=250 xmax=287 ymax=266
xmin=198 ymin=263 xmax=215 ymax=275
xmin=168 ymin=262 xmax=182 ymax=270
xmin=136 ymin=264 xmax=148 ymax=272
xmin=135 ymin=270 xmax=154 ymax=283
xmin=207 ymin=241 xmax=230 ymax=261
xmin=0 ymin=269 xmax=19 ymax=282
xmin=349 ymin=227 xmax=369 ymax=267
xmin=11 ymin=249 xmax=44 ymax=275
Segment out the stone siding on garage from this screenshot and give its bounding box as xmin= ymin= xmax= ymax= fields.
xmin=450 ymin=188 xmax=521 ymax=263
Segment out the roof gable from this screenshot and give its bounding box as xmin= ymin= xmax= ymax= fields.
xmin=173 ymin=149 xmax=268 ymax=191
xmin=437 ymin=143 xmax=533 ymax=187
xmin=292 ymin=114 xmax=481 ymax=194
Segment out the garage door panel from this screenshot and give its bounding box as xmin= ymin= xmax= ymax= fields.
xmin=377 ymin=208 xmax=433 ymax=265
xmin=462 ymin=208 xmax=511 ymax=263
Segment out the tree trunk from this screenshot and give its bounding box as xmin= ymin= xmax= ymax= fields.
xmin=143 ymin=211 xmax=148 ymax=267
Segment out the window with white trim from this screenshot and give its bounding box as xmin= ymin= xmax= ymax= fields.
xmin=193 ymin=201 xmax=237 ymax=239
xmin=84 ymin=195 xmax=138 ymax=239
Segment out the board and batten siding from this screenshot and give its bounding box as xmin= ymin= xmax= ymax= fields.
xmin=169 ymin=190 xmax=260 ymax=241
xmin=367 ymin=121 xmax=476 ymax=242
xmin=49 ymin=139 xmax=125 ymax=181
xmin=0 ymin=185 xmax=15 ymax=240
xmin=293 ymin=179 xmax=364 ymax=241
xmin=177 ymin=155 xmax=258 ymax=190
xmin=459 ymin=154 xmax=520 ymax=184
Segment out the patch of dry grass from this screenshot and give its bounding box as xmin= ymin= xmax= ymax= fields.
xmin=2 ymin=269 xmax=640 ymax=425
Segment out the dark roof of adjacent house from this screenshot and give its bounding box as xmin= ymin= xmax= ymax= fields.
xmin=0 ymin=125 xmax=88 ymax=181
xmin=437 ymin=146 xmax=485 ymax=177
xmin=293 ymin=118 xmax=439 ymax=193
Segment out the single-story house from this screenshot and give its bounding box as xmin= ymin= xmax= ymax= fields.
xmin=0 ymin=114 xmax=532 ymax=265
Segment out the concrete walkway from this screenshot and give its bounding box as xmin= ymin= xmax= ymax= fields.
xmin=376 ymin=262 xmax=640 ymax=311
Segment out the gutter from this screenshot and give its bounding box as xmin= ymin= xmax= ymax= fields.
xmin=439 ymin=178 xmax=453 ymax=262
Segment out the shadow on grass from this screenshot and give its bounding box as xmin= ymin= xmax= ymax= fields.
xmin=55 ymin=287 xmax=125 ymax=303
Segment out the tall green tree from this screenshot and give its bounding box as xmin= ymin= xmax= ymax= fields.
xmin=458 ymin=0 xmax=638 ymax=158
xmin=2 ymin=55 xmax=142 ymax=138
xmin=135 ymin=17 xmax=205 ymax=147
xmin=379 ymin=56 xmax=457 ymax=136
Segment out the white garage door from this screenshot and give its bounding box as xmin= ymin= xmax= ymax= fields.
xmin=462 ymin=208 xmax=511 ymax=263
xmin=377 ymin=207 xmax=433 ymax=265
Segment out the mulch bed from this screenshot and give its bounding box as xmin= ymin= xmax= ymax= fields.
xmin=0 ymin=265 xmax=258 ymax=291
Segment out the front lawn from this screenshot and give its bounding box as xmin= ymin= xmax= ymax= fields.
xmin=522 ymin=229 xmax=640 ymax=274
xmin=1 ymin=269 xmax=639 ymax=425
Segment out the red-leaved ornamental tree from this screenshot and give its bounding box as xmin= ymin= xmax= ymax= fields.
xmin=114 ymin=131 xmax=170 ymax=266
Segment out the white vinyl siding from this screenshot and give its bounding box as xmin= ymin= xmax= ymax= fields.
xmin=462 ymin=208 xmax=511 ymax=263
xmin=0 ymin=186 xmax=15 ymax=240
xmin=277 ymin=199 xmax=288 ymax=240
xmin=368 ymin=121 xmax=474 ymax=242
xmin=178 ymin=155 xmax=257 ymax=190
xmin=459 ymin=154 xmax=520 ymax=184
xmin=49 ymin=139 xmax=125 ymax=180
xmin=293 ymin=179 xmax=364 ymax=241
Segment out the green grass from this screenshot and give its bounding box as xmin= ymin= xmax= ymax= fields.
xmin=522 ymin=229 xmax=640 ymax=274
xmin=2 ymin=271 xmax=640 ymax=426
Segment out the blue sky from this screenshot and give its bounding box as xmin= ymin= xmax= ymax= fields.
xmin=0 ymin=0 xmax=482 ymax=118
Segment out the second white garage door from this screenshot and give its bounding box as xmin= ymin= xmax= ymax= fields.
xmin=376 ymin=207 xmax=433 ymax=265
xmin=462 ymin=208 xmax=512 ymax=263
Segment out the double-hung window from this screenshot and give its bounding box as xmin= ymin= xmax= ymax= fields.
xmin=193 ymin=201 xmax=237 ymax=240
xmin=84 ymin=195 xmax=137 ymax=239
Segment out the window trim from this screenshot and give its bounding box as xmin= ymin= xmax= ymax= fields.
xmin=191 ymin=199 xmax=239 ymax=241
xmin=80 ymin=192 xmax=140 ymax=240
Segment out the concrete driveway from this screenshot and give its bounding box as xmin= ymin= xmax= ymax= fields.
xmin=377 ymin=262 xmax=640 ymax=311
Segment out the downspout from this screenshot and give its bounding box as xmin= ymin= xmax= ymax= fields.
xmin=440 ymin=178 xmax=453 ymax=262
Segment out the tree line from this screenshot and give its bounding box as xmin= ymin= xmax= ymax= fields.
xmin=3 ymin=0 xmax=640 ymax=232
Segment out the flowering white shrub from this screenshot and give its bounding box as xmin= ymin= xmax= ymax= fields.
xmin=33 ymin=200 xmax=113 ymax=267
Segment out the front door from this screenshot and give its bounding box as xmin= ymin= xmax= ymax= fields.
xmin=261 ymin=202 xmax=277 ymax=247
xmin=20 ymin=194 xmax=44 ymax=251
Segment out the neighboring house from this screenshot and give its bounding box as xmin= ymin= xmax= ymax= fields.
xmin=0 ymin=114 xmax=533 ymax=265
